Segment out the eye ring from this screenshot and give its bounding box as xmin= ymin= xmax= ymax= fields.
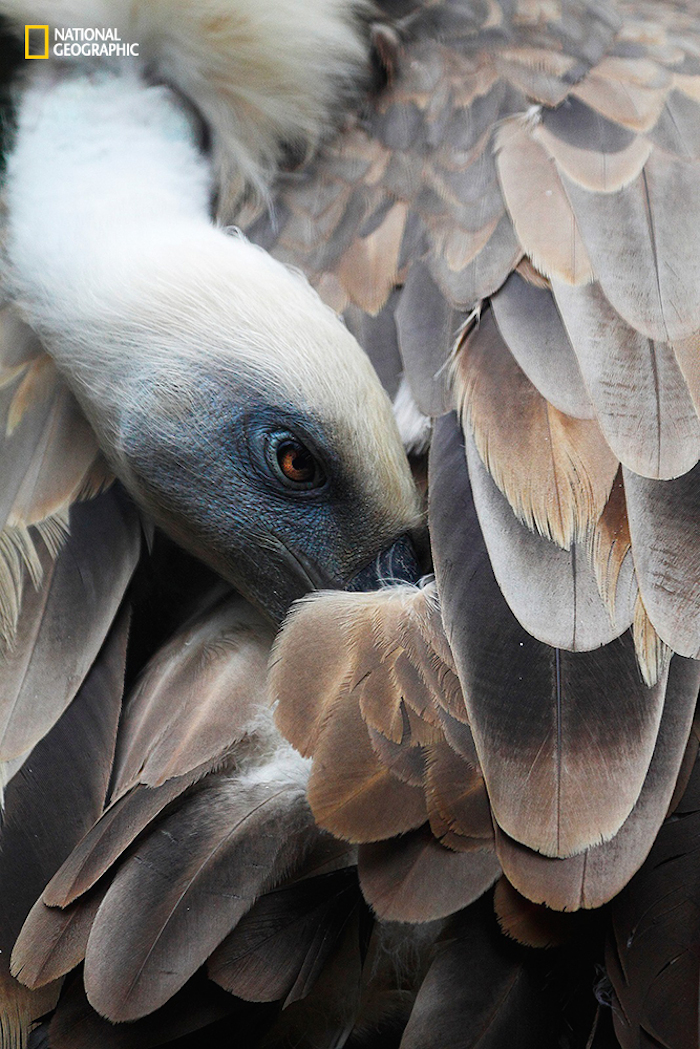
xmin=266 ymin=432 xmax=327 ymax=491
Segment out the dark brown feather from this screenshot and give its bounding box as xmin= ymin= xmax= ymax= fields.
xmin=257 ymin=900 xmax=367 ymax=1049
xmin=41 ymin=770 xmax=209 ymax=909
xmin=11 ymin=885 xmax=106 ymax=989
xmin=607 ymin=752 xmax=700 ymax=1049
xmin=207 ymin=868 xmax=361 ymax=1005
xmin=493 ymin=877 xmax=585 ymax=949
xmin=0 ymin=608 xmax=127 ymax=1040
xmin=47 ymin=973 xmax=244 ymax=1049
xmin=400 ymin=895 xmax=553 ymax=1049
xmin=82 ymin=769 xmax=317 ymax=1021
xmin=0 ymin=488 xmax=140 ymax=761
xmin=112 ymin=595 xmax=274 ymax=793
xmin=430 ymin=413 xmax=668 ymax=859
xmin=358 ymin=825 xmax=499 ymax=924
xmin=495 ymin=655 xmax=700 ymax=909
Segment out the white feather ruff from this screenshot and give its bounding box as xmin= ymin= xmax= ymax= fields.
xmin=0 ymin=0 xmax=371 ymax=213
xmin=4 ymin=70 xmax=420 ymax=540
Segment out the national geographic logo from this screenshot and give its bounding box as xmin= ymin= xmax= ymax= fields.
xmin=24 ymin=25 xmax=48 ymax=58
xmin=24 ymin=25 xmax=140 ymax=58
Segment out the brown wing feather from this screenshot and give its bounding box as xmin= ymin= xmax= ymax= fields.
xmin=495 ymin=118 xmax=594 ymax=286
xmin=112 ymin=595 xmax=274 ymax=793
xmin=455 ymin=307 xmax=618 ymax=551
xmin=12 ymin=885 xmax=107 ymax=990
xmin=0 ymin=309 xmax=112 ymax=648
xmin=0 ymin=608 xmax=128 ymax=1040
xmin=608 ymin=752 xmax=700 ymax=1049
xmin=0 ymin=488 xmax=140 ymax=762
xmin=83 ymin=772 xmax=317 ymax=1022
xmin=495 ymin=655 xmax=700 ymax=910
xmin=358 ymin=825 xmax=499 ymax=924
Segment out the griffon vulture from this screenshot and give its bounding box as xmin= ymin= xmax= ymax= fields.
xmin=0 ymin=0 xmax=699 ymax=1046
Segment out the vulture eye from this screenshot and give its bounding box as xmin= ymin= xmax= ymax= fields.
xmin=267 ymin=433 xmax=327 ymax=490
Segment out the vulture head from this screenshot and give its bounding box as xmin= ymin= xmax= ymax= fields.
xmin=110 ymin=234 xmax=421 ymax=621
xmin=4 ymin=70 xmax=421 ymax=623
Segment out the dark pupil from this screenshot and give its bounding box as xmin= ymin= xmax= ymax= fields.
xmin=278 ymin=441 xmax=315 ymax=483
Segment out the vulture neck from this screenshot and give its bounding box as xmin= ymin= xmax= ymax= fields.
xmin=5 ymin=69 xmax=245 ymax=450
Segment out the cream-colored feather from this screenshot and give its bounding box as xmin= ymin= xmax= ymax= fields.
xmin=0 ymin=0 xmax=370 ymax=218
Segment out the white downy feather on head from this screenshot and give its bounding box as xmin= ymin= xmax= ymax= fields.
xmin=4 ymin=65 xmax=421 ymax=615
xmin=0 ymin=0 xmax=372 ymax=214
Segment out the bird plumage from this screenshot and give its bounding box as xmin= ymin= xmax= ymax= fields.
xmin=1 ymin=0 xmax=700 ymax=1046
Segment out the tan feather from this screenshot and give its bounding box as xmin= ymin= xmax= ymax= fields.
xmin=424 ymin=740 xmax=493 ymax=850
xmin=571 ymin=67 xmax=668 ymax=133
xmin=273 ymin=585 xmax=459 ymax=770
xmin=495 ymin=118 xmax=594 ymax=286
xmin=455 ymin=308 xmax=617 ymax=550
xmin=588 ymin=469 xmax=634 ymax=621
xmin=335 ymin=202 xmax=407 ymax=314
xmin=357 ymin=656 xmax=440 ymax=749
xmin=534 ymin=120 xmax=652 ymax=193
xmin=633 ymin=592 xmax=670 ymax=689
xmin=515 ymin=256 xmax=551 ymax=289
xmin=271 ymin=593 xmax=359 ymax=758
xmin=306 ymin=687 xmax=427 ymax=843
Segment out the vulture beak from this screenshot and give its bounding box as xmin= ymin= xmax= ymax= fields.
xmin=344 ymin=532 xmax=425 ymax=592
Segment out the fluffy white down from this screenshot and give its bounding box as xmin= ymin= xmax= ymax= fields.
xmin=0 ymin=0 xmax=371 ymax=213
xmin=393 ymin=376 xmax=432 ymax=455
xmin=5 ymin=68 xmax=420 ymax=535
xmin=232 ymin=703 xmax=311 ymax=793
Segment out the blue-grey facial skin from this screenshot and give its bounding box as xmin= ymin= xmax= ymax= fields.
xmin=121 ymin=378 xmax=415 ymax=623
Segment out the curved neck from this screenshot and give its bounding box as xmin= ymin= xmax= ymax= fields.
xmin=4 ymin=67 xmax=217 ymax=442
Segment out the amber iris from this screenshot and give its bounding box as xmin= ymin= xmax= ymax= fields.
xmin=276 ymin=440 xmax=319 ymax=485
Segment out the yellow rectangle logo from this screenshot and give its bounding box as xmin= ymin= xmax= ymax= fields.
xmin=25 ymin=25 xmax=49 ymax=59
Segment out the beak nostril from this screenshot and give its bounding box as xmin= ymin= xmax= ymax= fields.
xmin=344 ymin=533 xmax=424 ymax=592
